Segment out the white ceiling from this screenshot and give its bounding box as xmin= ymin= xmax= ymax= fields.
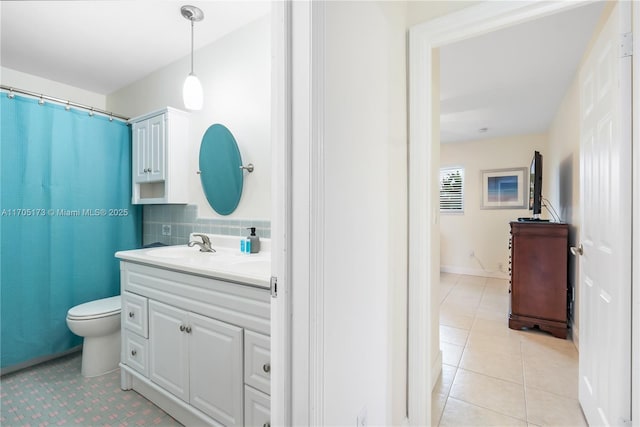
xmin=439 ymin=1 xmax=605 ymax=143
xmin=0 ymin=1 xmax=270 ymax=94
xmin=2 ymin=1 xmax=605 ymax=142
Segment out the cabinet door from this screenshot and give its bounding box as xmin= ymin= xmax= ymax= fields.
xmin=149 ymin=300 xmax=189 ymax=402
xmin=189 ymin=311 xmax=243 ymax=426
xmin=132 ymin=121 xmax=149 ymax=183
xmin=244 ymin=386 xmax=270 ymax=427
xmin=146 ymin=114 xmax=165 ymax=182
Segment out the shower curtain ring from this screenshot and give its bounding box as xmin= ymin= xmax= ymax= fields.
xmin=65 ymin=101 xmax=71 ymax=111
xmin=38 ymin=95 xmax=44 ymax=105
xmin=7 ymin=89 xmax=14 ymax=99
xmin=89 ymin=108 xmax=94 ymax=117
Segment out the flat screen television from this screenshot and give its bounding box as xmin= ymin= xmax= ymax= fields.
xmin=529 ymin=151 xmax=543 ymax=217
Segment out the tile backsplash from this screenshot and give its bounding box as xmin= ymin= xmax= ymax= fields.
xmin=142 ymin=204 xmax=270 ymax=246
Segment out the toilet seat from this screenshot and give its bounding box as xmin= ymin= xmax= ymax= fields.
xmin=67 ymin=295 xmax=121 ymax=320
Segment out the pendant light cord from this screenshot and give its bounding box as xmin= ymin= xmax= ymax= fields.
xmin=190 ymin=19 xmax=195 ymax=75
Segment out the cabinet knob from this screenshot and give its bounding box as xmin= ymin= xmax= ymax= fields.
xmin=131 ymin=349 xmax=137 ymax=356
xmin=129 ymin=312 xmax=135 ymax=318
xmin=263 ymin=363 xmax=271 ymax=373
xmin=179 ymin=325 xmax=186 ymax=332
xmin=263 ymin=423 xmax=270 ymax=427
xmin=185 ymin=326 xmax=192 ymax=334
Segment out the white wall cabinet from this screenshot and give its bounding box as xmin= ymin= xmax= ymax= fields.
xmin=129 ymin=107 xmax=189 ymax=204
xmin=119 ymin=262 xmax=271 ymax=427
xmin=133 ymin=113 xmax=165 ymax=183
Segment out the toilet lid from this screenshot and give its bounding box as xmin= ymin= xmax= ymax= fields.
xmin=67 ymin=295 xmax=121 ymax=320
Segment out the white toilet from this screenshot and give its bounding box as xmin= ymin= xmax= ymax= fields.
xmin=66 ymin=295 xmax=121 ymax=377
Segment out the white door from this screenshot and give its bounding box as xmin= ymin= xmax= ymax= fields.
xmin=189 ymin=311 xmax=244 ymax=426
xmin=148 ymin=300 xmax=190 ymax=401
xmin=132 ymin=121 xmax=148 ymax=183
xmin=578 ymin=2 xmax=632 ymax=425
xmin=147 ymin=113 xmax=165 ymax=182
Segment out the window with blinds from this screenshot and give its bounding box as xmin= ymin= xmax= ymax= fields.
xmin=440 ymin=167 xmax=464 ymax=212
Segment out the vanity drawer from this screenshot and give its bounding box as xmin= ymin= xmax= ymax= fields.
xmin=123 ymin=291 xmax=148 ymax=338
xmin=244 ymin=385 xmax=270 ymax=427
xmin=124 ymin=330 xmax=149 ymax=377
xmin=244 ymin=330 xmax=270 ymax=395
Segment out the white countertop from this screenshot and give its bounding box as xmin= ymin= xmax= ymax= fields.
xmin=115 ymin=234 xmax=271 ymax=288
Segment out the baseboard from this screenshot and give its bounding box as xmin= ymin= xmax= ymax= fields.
xmin=440 ymin=265 xmax=509 ymax=280
xmin=431 ymin=349 xmax=443 ymax=390
xmin=571 ymin=324 xmax=579 ymax=352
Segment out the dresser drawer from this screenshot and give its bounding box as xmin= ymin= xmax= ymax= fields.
xmin=244 ymin=385 xmax=270 ymax=427
xmin=124 ymin=330 xmax=149 ymax=377
xmin=123 ymin=291 xmax=148 ymax=338
xmin=244 ymin=330 xmax=270 ymax=395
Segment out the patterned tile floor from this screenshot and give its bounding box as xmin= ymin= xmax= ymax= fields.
xmin=0 ymin=352 xmax=182 ymax=427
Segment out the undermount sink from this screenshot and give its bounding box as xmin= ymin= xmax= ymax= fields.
xmin=116 ymin=234 xmax=271 ymax=287
xmin=146 ymin=245 xmax=214 ymax=259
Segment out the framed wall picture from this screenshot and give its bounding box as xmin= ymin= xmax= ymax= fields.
xmin=480 ymin=167 xmax=528 ymax=209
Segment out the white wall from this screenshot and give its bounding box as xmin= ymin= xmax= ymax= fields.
xmin=543 ymin=0 xmax=616 ymax=349
xmin=545 ymin=77 xmax=581 ymax=343
xmin=321 ymin=1 xmax=406 ymax=425
xmin=1 ymin=66 xmax=107 ymax=109
xmin=107 ymin=15 xmax=271 ymax=221
xmin=440 ymin=133 xmax=549 ymax=277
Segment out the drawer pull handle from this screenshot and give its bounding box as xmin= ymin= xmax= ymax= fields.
xmin=129 ymin=312 xmax=135 ymax=318
xmin=179 ymin=325 xmax=186 ymax=332
xmin=131 ymin=349 xmax=137 ymax=356
xmin=263 ymin=363 xmax=271 ymax=373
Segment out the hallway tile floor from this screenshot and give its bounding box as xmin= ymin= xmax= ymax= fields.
xmin=433 ymin=273 xmax=587 ymax=426
xmin=0 ymin=353 xmax=182 ymax=427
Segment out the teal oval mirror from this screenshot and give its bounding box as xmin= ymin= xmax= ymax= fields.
xmin=199 ymin=124 xmax=243 ymax=215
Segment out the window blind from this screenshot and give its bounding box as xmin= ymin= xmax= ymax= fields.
xmin=440 ymin=167 xmax=464 ymax=212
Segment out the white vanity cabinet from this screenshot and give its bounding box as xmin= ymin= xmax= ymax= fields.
xmin=129 ymin=107 xmax=189 ymax=204
xmin=118 ymin=261 xmax=271 ymax=427
xmin=149 ymin=300 xmax=243 ymax=425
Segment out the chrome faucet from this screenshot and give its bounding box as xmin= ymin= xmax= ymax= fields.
xmin=188 ymin=233 xmax=215 ymax=252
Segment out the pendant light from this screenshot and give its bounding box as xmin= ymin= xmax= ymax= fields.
xmin=181 ymin=5 xmax=204 ymax=111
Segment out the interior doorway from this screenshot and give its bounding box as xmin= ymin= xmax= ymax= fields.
xmin=408 ymin=1 xmax=637 ymax=425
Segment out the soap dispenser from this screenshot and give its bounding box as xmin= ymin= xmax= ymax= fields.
xmin=246 ymin=227 xmax=260 ymax=253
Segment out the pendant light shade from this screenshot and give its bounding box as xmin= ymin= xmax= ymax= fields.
xmin=181 ymin=5 xmax=204 ymax=111
xmin=183 ymin=73 xmax=203 ymax=110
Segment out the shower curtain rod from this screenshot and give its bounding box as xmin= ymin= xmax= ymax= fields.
xmin=0 ymin=84 xmax=130 ymax=121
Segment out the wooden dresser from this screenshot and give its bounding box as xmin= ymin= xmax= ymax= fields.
xmin=508 ymin=221 xmax=569 ymax=338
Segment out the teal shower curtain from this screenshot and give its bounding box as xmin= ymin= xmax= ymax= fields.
xmin=0 ymin=94 xmax=141 ymax=370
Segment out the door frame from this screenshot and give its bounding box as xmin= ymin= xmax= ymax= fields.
xmin=408 ymin=1 xmax=638 ymax=424
xmin=632 ymin=1 xmax=640 ymax=422
xmin=270 ymin=1 xmax=326 ymax=425
xmin=270 ymin=1 xmax=292 ymax=425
